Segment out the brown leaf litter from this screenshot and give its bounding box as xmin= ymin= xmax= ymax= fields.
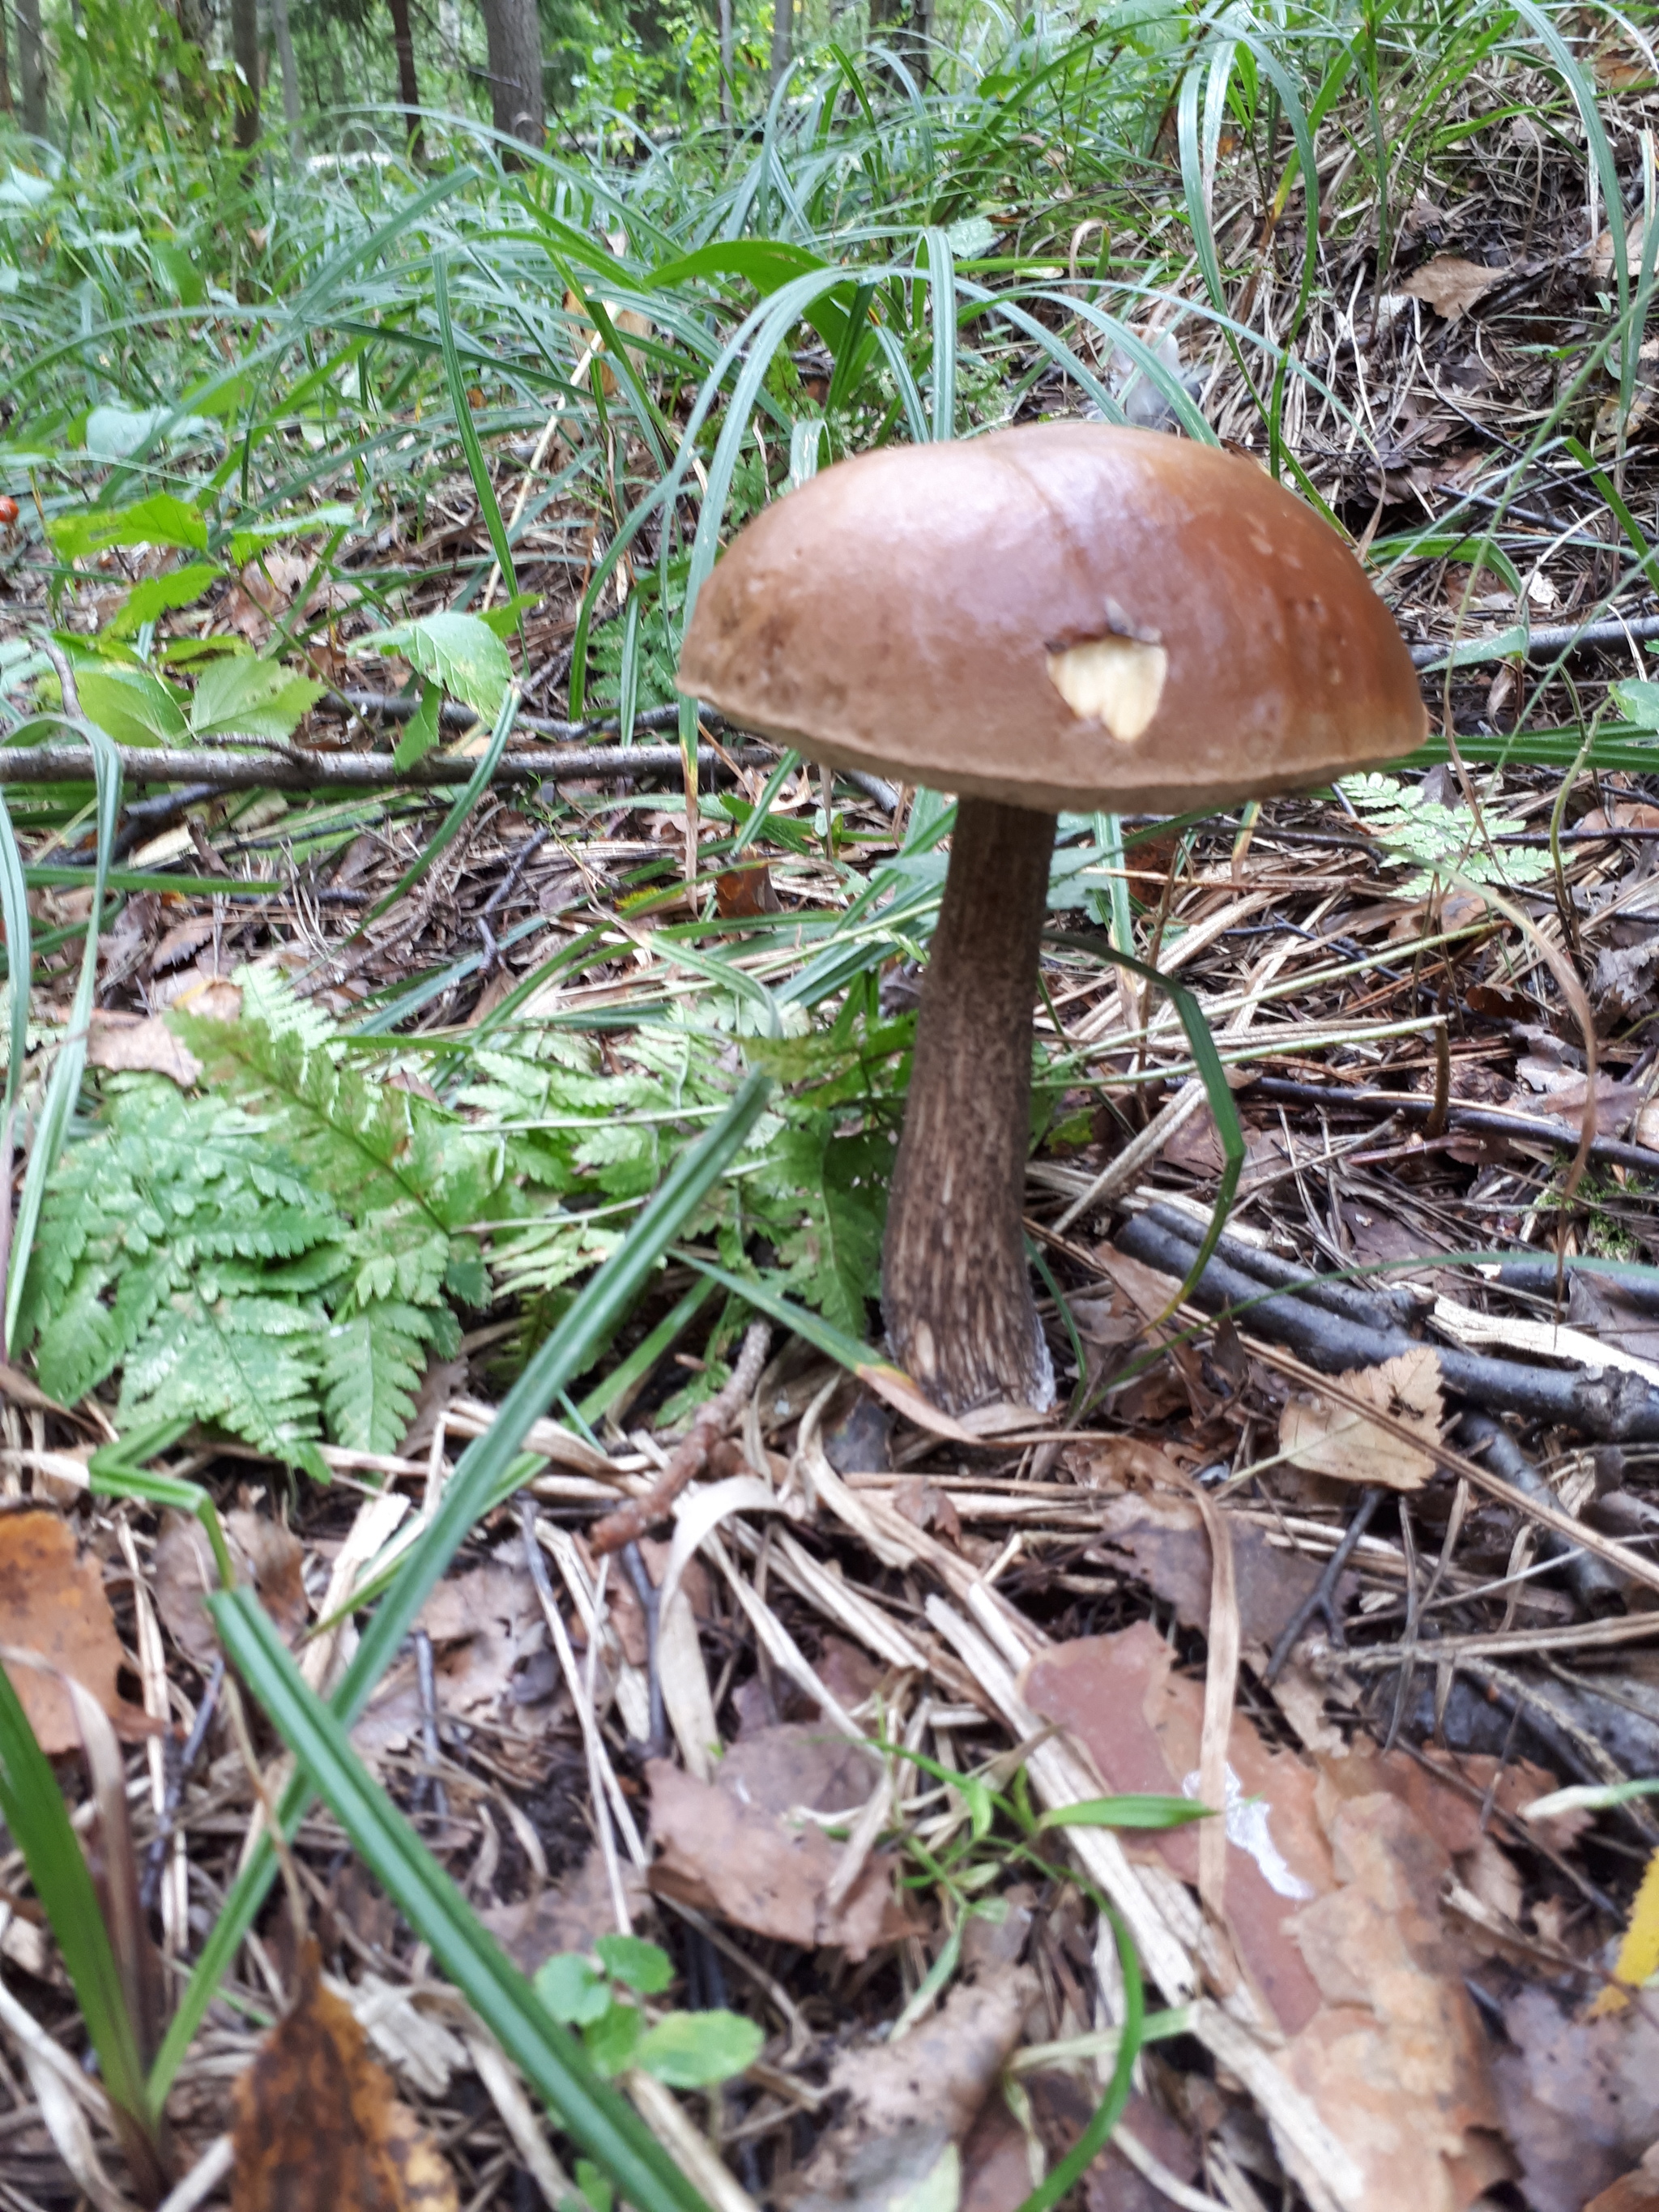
xmin=153 ymin=1505 xmax=307 ymax=1671
xmin=784 ymin=1965 xmax=1035 ymax=2212
xmin=1025 ymin=1625 xmax=1529 ymax=2210
xmin=231 ymin=1941 xmax=458 ymax=2212
xmin=1277 ymin=1346 xmax=1446 ymax=1491
xmin=0 ymin=1509 xmax=158 ymax=1753
xmin=646 ymin=1723 xmax=916 ymax=1959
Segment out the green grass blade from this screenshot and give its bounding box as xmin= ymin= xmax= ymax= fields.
xmin=210 ymin=1590 xmax=712 ymax=2212
xmin=0 ymin=793 xmax=32 ymax=1122
xmin=365 ymin=684 xmax=519 ymax=925
xmin=433 ymin=250 xmax=522 ymax=645
xmin=1043 ymin=927 xmax=1244 ymax=1304
xmin=0 ymin=1664 xmax=153 ymax=2136
xmin=924 ymin=228 xmax=956 ymax=440
xmin=151 ymin=1070 xmax=773 ymax=2101
xmin=1011 ymin=1905 xmax=1144 ymax=2212
xmin=6 ymin=718 xmax=120 ymax=1355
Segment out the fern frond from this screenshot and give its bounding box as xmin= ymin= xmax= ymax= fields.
xmin=318 ymin=1300 xmax=452 ymax=1454
xmin=119 ymin=1285 xmax=326 ymax=1475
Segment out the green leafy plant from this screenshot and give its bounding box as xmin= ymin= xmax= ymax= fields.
xmin=534 ymin=1934 xmax=763 ymax=2089
xmin=1339 ymin=774 xmax=1553 ymax=898
xmin=467 ymin=1001 xmax=906 ymax=1341
xmin=17 ymin=976 xmax=504 ymax=1467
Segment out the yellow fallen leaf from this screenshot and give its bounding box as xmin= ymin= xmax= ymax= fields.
xmin=1589 ymin=1845 xmax=1659 ymax=2017
xmin=1278 ymin=1345 xmax=1443 ymax=1491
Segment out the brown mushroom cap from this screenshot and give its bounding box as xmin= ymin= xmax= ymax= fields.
xmin=678 ymin=421 xmax=1427 ymax=813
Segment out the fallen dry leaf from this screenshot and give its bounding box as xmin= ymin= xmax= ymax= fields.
xmin=1278 ymin=1345 xmax=1444 ymax=1490
xmin=1278 ymin=1791 xmax=1510 ymax=2210
xmin=1586 ymin=2144 xmax=1659 ymax=2212
xmin=1401 ymin=255 xmax=1508 ymax=320
xmin=149 ymin=914 xmax=220 ymax=975
xmin=1025 ymin=1628 xmax=1509 ymax=2212
xmin=86 ymin=1010 xmax=201 ymax=1087
xmin=1092 ymin=1490 xmax=1359 ymax=1664
xmin=482 ymin=1848 xmax=651 ymax=1974
xmin=1061 ymin=1433 xmax=1191 ymax=1490
xmin=1025 ymin=1625 xmax=1333 ymax=2033
xmin=1494 ymin=1988 xmax=1659 ymax=2212
xmin=231 ymin=1941 xmax=458 ymax=2212
xmin=1596 ymin=220 xmax=1653 ymax=279
xmin=646 ymin=1728 xmax=915 ymax=1960
xmin=154 ymin=1507 xmax=307 ymax=1671
xmin=787 ymin=1966 xmax=1037 ymax=2212
xmin=0 ymin=1510 xmax=157 ymax=1752
xmin=714 ymin=862 xmax=783 ymax=918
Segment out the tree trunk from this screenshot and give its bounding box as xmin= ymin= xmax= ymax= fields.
xmin=881 ymin=797 xmax=1057 ymax=1413
xmin=230 ymin=0 xmax=260 ymax=150
xmin=15 ymin=0 xmax=45 ymax=136
xmin=386 ymin=0 xmax=422 ymax=154
xmin=478 ymin=0 xmax=542 ymax=152
xmin=270 ymin=0 xmax=302 ymax=156
xmin=768 ymin=0 xmax=791 ymax=95
xmin=0 ymin=2 xmax=12 ymax=115
xmin=717 ymin=0 xmax=733 ymax=125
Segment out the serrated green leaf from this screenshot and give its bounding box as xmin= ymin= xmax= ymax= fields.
xmin=318 ymin=1303 xmax=444 ymax=1454
xmin=393 ymin=680 xmax=443 ymax=770
xmin=536 ymin=1954 xmax=614 ymax=2026
xmin=109 ymin=563 xmax=221 ymax=635
xmin=1613 ymin=678 xmax=1659 ymax=732
xmin=584 ymin=2001 xmax=644 ymax=2077
xmin=352 ymin=611 xmax=511 ymax=720
xmin=74 ymin=664 xmax=189 ymax=747
xmin=190 ymin=655 xmax=325 ymax=742
xmin=49 ymin=493 xmax=209 ymax=561
xmin=594 ymin=1934 xmax=672 ymax=1995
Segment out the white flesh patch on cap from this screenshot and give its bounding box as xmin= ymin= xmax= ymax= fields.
xmin=1045 ymin=634 xmax=1168 ymax=741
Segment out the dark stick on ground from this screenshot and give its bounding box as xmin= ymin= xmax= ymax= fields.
xmin=1262 ymin=1488 xmax=1384 ymax=1685
xmin=1112 ymin=1203 xmax=1659 ymax=1441
xmin=1243 ymin=1074 xmax=1659 ymax=1179
xmin=0 ymin=741 xmax=778 ymax=792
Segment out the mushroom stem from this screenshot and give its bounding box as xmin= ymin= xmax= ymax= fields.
xmin=881 ymin=796 xmax=1057 ymax=1413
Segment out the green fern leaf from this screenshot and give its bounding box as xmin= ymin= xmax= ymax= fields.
xmin=119 ymin=1284 xmax=326 ymax=1475
xmin=318 ymin=1300 xmax=451 ymax=1454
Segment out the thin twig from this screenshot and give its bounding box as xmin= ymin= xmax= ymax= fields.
xmin=589 ymin=1322 xmax=771 ymax=1553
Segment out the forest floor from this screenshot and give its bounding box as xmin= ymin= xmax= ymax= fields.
xmin=7 ymin=20 xmax=1659 ymax=2212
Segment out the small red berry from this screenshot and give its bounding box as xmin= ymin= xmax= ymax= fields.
xmin=0 ymin=497 xmax=18 ymax=527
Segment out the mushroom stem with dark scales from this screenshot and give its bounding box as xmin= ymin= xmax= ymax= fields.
xmin=882 ymin=796 xmax=1058 ymax=1413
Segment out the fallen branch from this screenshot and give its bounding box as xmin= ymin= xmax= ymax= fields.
xmin=0 ymin=741 xmax=776 ymax=793
xmin=1243 ymin=1074 xmax=1659 ymax=1179
xmin=1408 ymin=610 xmax=1659 ymax=669
xmin=1113 ymin=1202 xmax=1659 ymax=1441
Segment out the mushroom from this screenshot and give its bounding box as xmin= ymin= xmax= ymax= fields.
xmin=678 ymin=422 xmax=1427 ymax=1415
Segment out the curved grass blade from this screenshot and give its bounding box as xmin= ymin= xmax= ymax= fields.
xmin=211 ymin=1590 xmax=712 ymax=2212
xmin=1043 ymin=927 xmax=1244 ymax=1317
xmin=364 ymin=683 xmax=519 ymax=925
xmin=0 ymin=1664 xmax=156 ymax=2152
xmin=923 ymin=227 xmax=956 ymax=440
xmin=1011 ymin=1905 xmax=1144 ymax=2212
xmin=6 ymin=711 xmax=120 ymax=1355
xmin=152 ymin=1071 xmax=773 ymax=2100
xmin=434 ymin=250 xmax=522 ymax=645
